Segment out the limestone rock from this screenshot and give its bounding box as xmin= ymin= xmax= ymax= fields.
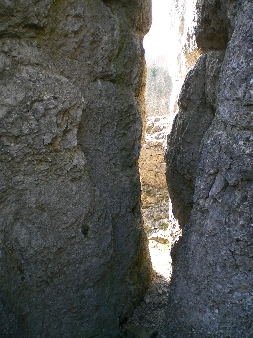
xmin=123 ymin=324 xmax=158 ymax=338
xmin=166 ymin=0 xmax=253 ymax=336
xmin=196 ymin=0 xmax=238 ymax=51
xmin=166 ymin=51 xmax=224 ymax=227
xmin=0 ymin=1 xmax=152 ymax=337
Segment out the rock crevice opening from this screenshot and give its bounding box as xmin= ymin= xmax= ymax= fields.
xmin=1 ymin=0 xmax=252 ymax=337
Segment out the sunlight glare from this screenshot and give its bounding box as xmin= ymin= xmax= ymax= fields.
xmin=144 ymin=0 xmax=172 ymax=60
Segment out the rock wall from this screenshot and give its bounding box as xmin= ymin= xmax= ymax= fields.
xmin=166 ymin=0 xmax=253 ymax=336
xmin=166 ymin=51 xmax=224 ymax=227
xmin=0 ymin=1 xmax=152 ymax=337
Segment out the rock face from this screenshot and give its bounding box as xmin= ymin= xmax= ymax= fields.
xmin=139 ymin=116 xmax=169 ymax=233
xmin=166 ymin=51 xmax=224 ymax=227
xmin=0 ymin=1 xmax=152 ymax=337
xmin=166 ymin=0 xmax=253 ymax=336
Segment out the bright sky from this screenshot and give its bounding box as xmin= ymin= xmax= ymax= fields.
xmin=143 ymin=0 xmax=173 ymax=61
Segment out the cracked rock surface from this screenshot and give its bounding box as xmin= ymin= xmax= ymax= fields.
xmin=166 ymin=1 xmax=253 ymax=336
xmin=0 ymin=1 xmax=152 ymax=337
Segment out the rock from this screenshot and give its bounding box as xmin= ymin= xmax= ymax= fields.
xmin=166 ymin=1 xmax=253 ymax=336
xmin=166 ymin=50 xmax=225 ymax=227
xmin=0 ymin=1 xmax=152 ymax=337
xmin=149 ymin=229 xmax=170 ymax=245
xmin=125 ymin=324 xmax=159 ymax=338
xmin=119 ymin=272 xmax=170 ymax=338
xmin=139 ymin=116 xmax=170 ymax=236
xmin=196 ymin=0 xmax=238 ymax=50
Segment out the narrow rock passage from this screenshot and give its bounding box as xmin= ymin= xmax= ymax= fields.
xmin=120 ymin=116 xmax=180 ymax=338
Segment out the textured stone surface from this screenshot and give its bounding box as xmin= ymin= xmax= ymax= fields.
xmin=196 ymin=0 xmax=238 ymax=50
xmin=166 ymin=51 xmax=224 ymax=227
xmin=0 ymin=1 xmax=152 ymax=337
xmin=166 ymin=0 xmax=253 ymax=336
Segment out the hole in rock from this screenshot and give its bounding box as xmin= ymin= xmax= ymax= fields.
xmin=81 ymin=223 xmax=89 ymax=237
xmin=121 ymin=0 xmax=200 ymax=335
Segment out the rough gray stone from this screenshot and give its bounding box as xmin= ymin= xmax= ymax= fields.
xmin=196 ymin=0 xmax=238 ymax=51
xmin=0 ymin=1 xmax=152 ymax=337
xmin=166 ymin=0 xmax=253 ymax=336
xmin=124 ymin=325 xmax=158 ymax=338
xmin=166 ymin=51 xmax=224 ymax=227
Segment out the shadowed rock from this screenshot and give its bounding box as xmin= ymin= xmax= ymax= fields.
xmin=166 ymin=51 xmax=224 ymax=227
xmin=0 ymin=1 xmax=152 ymax=337
xmin=166 ymin=0 xmax=253 ymax=336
